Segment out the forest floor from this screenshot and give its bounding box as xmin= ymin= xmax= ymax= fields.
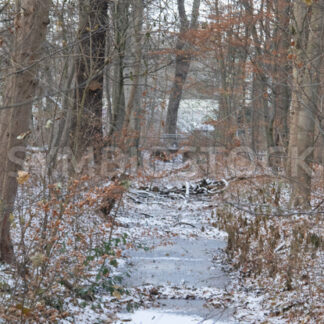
xmin=116 ymin=178 xmax=234 ymax=323
xmin=0 ymin=156 xmax=323 ymax=323
xmin=113 ymin=166 xmax=323 ymax=324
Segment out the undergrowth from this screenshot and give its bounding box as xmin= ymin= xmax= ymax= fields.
xmin=0 ymin=174 xmax=130 ymax=322
xmin=214 ymin=179 xmax=324 ymax=322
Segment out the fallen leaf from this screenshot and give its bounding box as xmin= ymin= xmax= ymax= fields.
xmin=15 ymin=304 xmax=31 ymax=316
xmin=149 ymin=287 xmax=159 ymax=295
xmin=17 ymin=130 xmax=31 ymax=140
xmin=17 ymin=171 xmax=30 ymax=184
xmin=113 ymin=290 xmax=121 ymax=299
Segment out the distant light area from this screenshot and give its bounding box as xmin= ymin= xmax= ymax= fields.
xmin=178 ymin=99 xmax=218 ymax=132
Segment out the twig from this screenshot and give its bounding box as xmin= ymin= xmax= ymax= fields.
xmin=173 ymin=222 xmax=196 ymax=228
xmin=140 ymin=212 xmax=154 ymax=218
xmin=225 ymin=201 xmax=324 ymax=217
xmin=108 ymin=194 xmax=123 ymax=244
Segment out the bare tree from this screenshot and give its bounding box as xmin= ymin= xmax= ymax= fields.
xmin=0 ymin=0 xmax=51 ymax=263
xmin=123 ymin=0 xmax=144 ymax=161
xmin=123 ymin=0 xmax=144 ymax=135
xmin=270 ymin=0 xmax=291 ymax=148
xmin=288 ymin=0 xmax=324 ymax=207
xmin=71 ymin=0 xmax=108 ymax=163
xmin=243 ymin=0 xmax=270 ymax=155
xmin=165 ymin=0 xmax=201 ymax=139
xmin=109 ymin=0 xmax=130 ymax=142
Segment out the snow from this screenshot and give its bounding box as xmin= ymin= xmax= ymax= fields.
xmin=117 ymin=309 xmax=229 ymax=324
xmin=177 ymin=99 xmax=218 ymax=132
xmin=150 ymin=99 xmax=218 ymax=133
xmin=2 ymin=156 xmax=322 ymax=323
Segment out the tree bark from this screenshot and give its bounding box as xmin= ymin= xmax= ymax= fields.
xmin=243 ymin=0 xmax=270 ymax=156
xmin=288 ymin=0 xmax=324 ymax=207
xmin=271 ymin=0 xmax=291 ymax=148
xmin=251 ymin=71 xmax=269 ymax=155
xmin=215 ymin=1 xmax=248 ymax=148
xmin=165 ymin=0 xmax=201 ymax=140
xmin=47 ymin=61 xmax=75 ymax=178
xmin=123 ymin=0 xmax=144 ymax=138
xmin=109 ymin=0 xmax=130 ymax=142
xmin=121 ymin=0 xmax=144 ymax=161
xmin=72 ymin=0 xmax=108 ymax=163
xmin=0 ymin=0 xmax=51 ymax=264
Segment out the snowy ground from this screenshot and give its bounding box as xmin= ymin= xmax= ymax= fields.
xmin=112 ymin=164 xmax=323 ymax=324
xmin=1 ymin=156 xmax=323 ymax=323
xmin=115 ymin=183 xmax=234 ymax=323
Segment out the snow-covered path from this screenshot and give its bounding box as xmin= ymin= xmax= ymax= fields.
xmin=124 ymin=238 xmax=228 ymax=289
xmin=120 ymin=238 xmax=234 ymax=323
xmin=116 ymin=181 xmax=236 ymax=323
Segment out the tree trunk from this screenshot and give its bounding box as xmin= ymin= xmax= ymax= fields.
xmin=271 ymin=0 xmax=291 ymax=148
xmin=47 ymin=61 xmax=75 ymax=178
xmin=251 ymin=71 xmax=269 ymax=155
xmin=165 ymin=56 xmax=191 ymax=136
xmin=121 ymin=0 xmax=144 ymax=163
xmin=123 ymin=0 xmax=144 ymax=144
xmin=165 ymin=0 xmax=201 ymax=140
xmin=288 ymin=0 xmax=324 ymax=207
xmin=72 ymin=0 xmax=108 ymax=163
xmin=314 ymin=56 xmax=324 ymax=164
xmin=216 ymin=11 xmax=240 ymax=148
xmin=243 ymin=0 xmax=270 ymax=157
xmin=109 ymin=0 xmax=130 ymax=142
xmin=0 ymin=0 xmax=51 ymax=264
